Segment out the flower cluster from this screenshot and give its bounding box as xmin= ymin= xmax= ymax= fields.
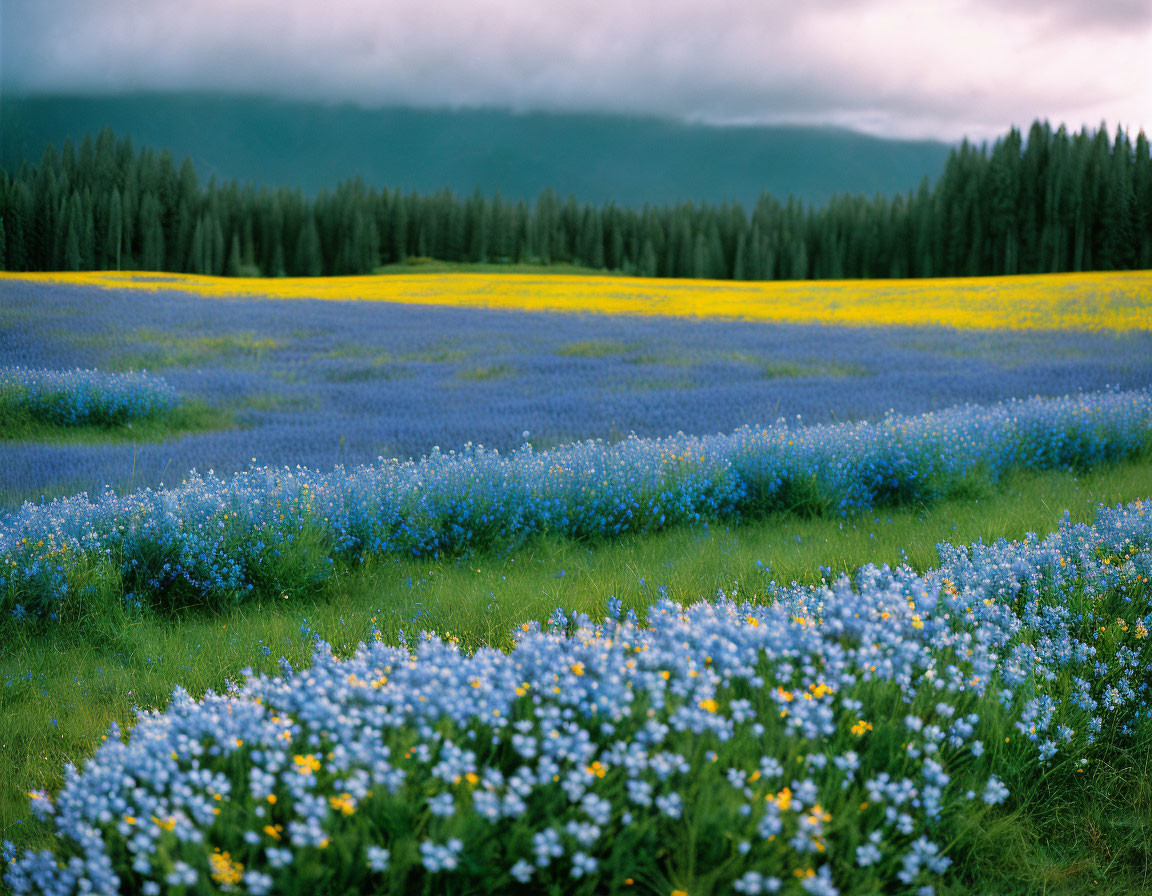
xmin=0 ymin=366 xmax=177 ymax=428
xmin=3 ymin=387 xmax=1150 ymax=624
xmin=5 ymin=498 xmax=1151 ymax=894
xmin=3 ymin=386 xmax=1151 ymax=621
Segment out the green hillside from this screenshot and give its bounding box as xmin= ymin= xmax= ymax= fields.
xmin=0 ymin=93 xmax=952 ymax=207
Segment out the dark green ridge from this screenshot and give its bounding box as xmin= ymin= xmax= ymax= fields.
xmin=0 ymin=92 xmax=952 ymax=207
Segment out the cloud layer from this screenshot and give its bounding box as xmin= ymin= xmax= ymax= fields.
xmin=3 ymin=0 xmax=1149 ymax=139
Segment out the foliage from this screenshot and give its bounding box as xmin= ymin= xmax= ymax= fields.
xmin=4 ymin=498 xmax=1152 ymax=895
xmin=1 ymin=121 xmax=1149 ymax=279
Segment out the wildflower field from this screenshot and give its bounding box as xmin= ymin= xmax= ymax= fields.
xmin=3 ymin=275 xmax=1151 ymax=504
xmin=2 ymin=271 xmax=1152 ymax=895
xmin=7 ymin=269 xmax=1152 ymax=331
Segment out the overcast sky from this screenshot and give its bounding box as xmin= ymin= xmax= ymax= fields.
xmin=3 ymin=0 xmax=1149 ymax=141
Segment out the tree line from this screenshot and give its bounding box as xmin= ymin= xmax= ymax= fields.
xmin=1 ymin=120 xmax=1149 ymax=279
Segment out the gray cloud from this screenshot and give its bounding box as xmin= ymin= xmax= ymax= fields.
xmin=984 ymin=0 xmax=1152 ymax=29
xmin=2 ymin=0 xmax=1148 ymax=140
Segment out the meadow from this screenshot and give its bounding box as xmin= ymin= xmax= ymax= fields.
xmin=2 ymin=270 xmax=1152 ymax=895
xmin=3 ymin=274 xmax=1151 ymax=505
xmin=8 ymin=268 xmax=1152 ymax=331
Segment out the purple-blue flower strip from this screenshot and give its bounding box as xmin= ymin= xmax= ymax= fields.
xmin=2 ymin=388 xmax=1150 ymax=622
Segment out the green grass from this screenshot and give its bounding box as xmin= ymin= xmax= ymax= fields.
xmin=455 ymin=363 xmax=514 ymax=382
xmin=3 ymin=458 xmax=1152 ymax=891
xmin=317 ymin=340 xmax=469 ymax=364
xmin=554 ymin=343 xmax=873 ymax=380
xmin=726 ymin=352 xmax=871 ymax=379
xmin=939 ymin=738 xmax=1152 ymax=895
xmin=317 ymin=341 xmax=474 ymax=382
xmin=240 ymin=391 xmax=322 ymax=414
xmin=321 ymin=362 xmax=416 ymax=383
xmin=557 ymin=339 xmax=640 ymax=358
xmin=0 ymin=400 xmax=229 ymax=448
xmin=51 ymin=329 xmax=277 ymax=372
xmin=105 ymin=329 xmax=276 ymax=371
xmin=374 ymin=257 xmax=626 ymax=276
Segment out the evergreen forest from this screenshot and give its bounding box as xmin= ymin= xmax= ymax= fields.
xmin=1 ymin=120 xmax=1149 ymax=279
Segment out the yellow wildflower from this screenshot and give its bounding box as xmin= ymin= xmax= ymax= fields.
xmin=209 ymin=850 xmax=244 ymax=887
xmin=329 ymin=793 xmax=357 ymax=816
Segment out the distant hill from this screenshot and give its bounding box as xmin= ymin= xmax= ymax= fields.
xmin=0 ymin=93 xmax=952 ymax=207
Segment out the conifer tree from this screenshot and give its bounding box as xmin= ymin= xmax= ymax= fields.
xmin=210 ymin=215 xmax=226 ymax=276
xmin=226 ymin=232 xmax=243 ymax=277
xmin=189 ymin=217 xmax=205 ymax=274
xmin=4 ymin=184 xmax=30 ymax=271
xmin=732 ymin=233 xmax=747 ymax=280
xmin=295 ymin=216 xmax=324 ymax=276
xmin=788 ymin=235 xmax=808 ymax=280
xmin=138 ymin=194 xmax=165 ymax=271
xmin=638 ymin=240 xmax=658 ymax=277
xmin=705 ymin=223 xmax=726 ymax=279
xmin=106 ymin=187 xmax=123 ymax=269
xmin=79 ymin=191 xmax=96 ymax=270
xmin=63 ymin=214 xmax=81 ymax=271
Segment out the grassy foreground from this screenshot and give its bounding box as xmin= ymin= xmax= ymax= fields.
xmin=5 ymin=269 xmax=1150 ymax=331
xmin=3 ymin=456 xmax=1152 ymax=894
